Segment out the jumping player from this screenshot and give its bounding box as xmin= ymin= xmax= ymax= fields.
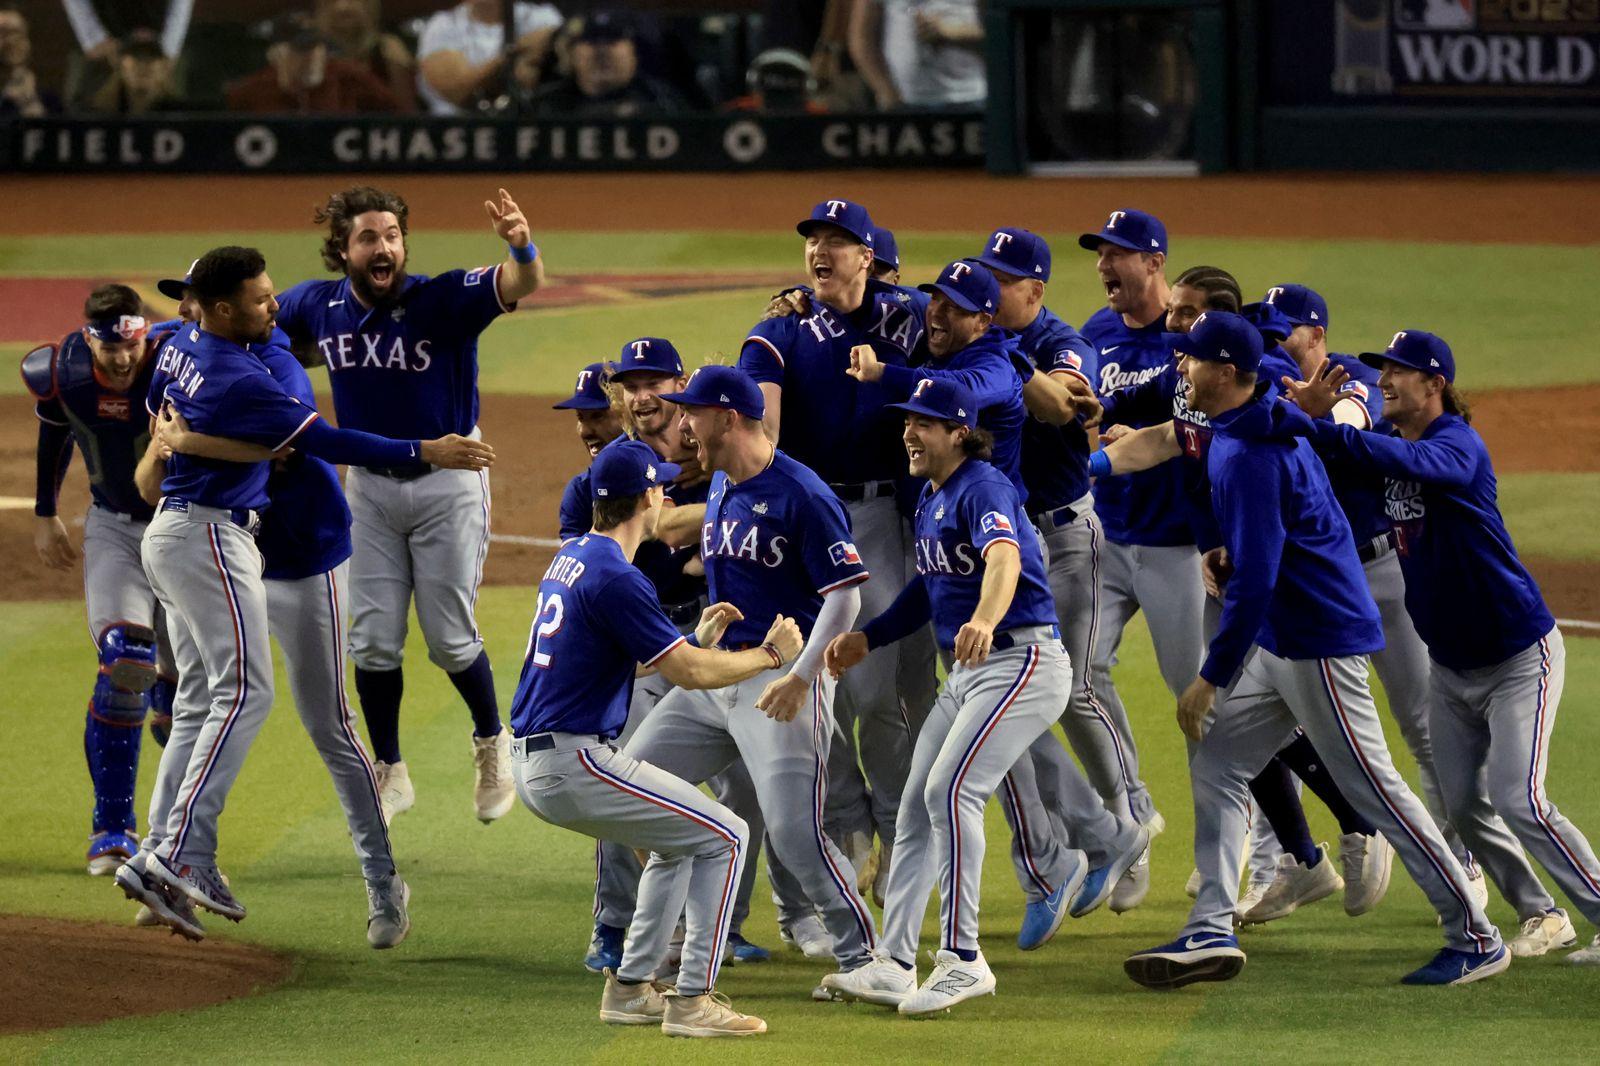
xmin=621 ymin=365 xmax=881 ymax=996
xmin=1121 ymin=312 xmax=1505 ymax=990
xmin=274 ymin=185 xmax=544 ymax=824
xmin=509 ymin=438 xmax=801 ymax=1038
xmin=23 ymin=284 xmax=177 ymax=875
xmin=1283 ymin=330 xmax=1600 ymax=964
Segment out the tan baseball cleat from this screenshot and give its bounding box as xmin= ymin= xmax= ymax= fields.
xmin=472 ymin=731 xmax=515 ymax=823
xmin=599 ymin=969 xmax=669 ymax=1025
xmin=661 ymin=991 xmax=767 ymax=1038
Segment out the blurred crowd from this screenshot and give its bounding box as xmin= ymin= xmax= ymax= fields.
xmin=0 ymin=0 xmax=989 ymax=120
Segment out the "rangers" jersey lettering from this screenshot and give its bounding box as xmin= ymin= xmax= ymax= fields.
xmin=1099 ymin=361 xmax=1167 ymax=394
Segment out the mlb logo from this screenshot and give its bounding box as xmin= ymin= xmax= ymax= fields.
xmin=828 ymin=540 xmax=861 ymax=566
xmin=980 ymin=511 xmax=1013 ymax=535
xmin=1395 ymin=0 xmax=1473 ymax=30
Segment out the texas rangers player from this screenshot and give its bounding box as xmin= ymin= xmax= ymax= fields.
xmin=1283 ymin=330 xmax=1600 ymax=964
xmin=113 ymin=246 xmax=490 ymax=926
xmin=738 ymin=199 xmax=935 ymax=910
xmin=554 ymin=361 xmax=622 ymax=469
xmin=508 ymin=439 xmax=802 ymax=1038
xmin=1120 ymin=312 xmax=1505 ymax=990
xmin=622 ymin=366 xmax=881 ymax=994
xmin=130 ymin=313 xmax=413 ymax=948
xmin=274 ymin=185 xmax=543 ymax=825
xmin=1077 ymin=209 xmax=1204 ymax=835
xmin=820 ymin=378 xmax=1144 ymax=1015
xmin=22 ymin=284 xmax=176 ymax=875
xmin=869 ymin=226 xmax=900 ymax=284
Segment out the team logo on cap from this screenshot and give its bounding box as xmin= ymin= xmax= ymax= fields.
xmin=825 ymin=199 xmax=848 ymax=218
xmin=575 ymin=369 xmax=594 ymax=391
xmin=912 ymin=378 xmax=935 ymax=398
xmin=631 ymin=339 xmax=651 ymax=361
xmin=1389 ymin=331 xmax=1407 ymax=350
xmin=948 ymin=262 xmax=972 ymax=282
xmin=990 ymin=231 xmax=1013 ymax=254
xmin=1107 ymin=211 xmax=1125 ymax=229
xmin=1265 ymin=286 xmax=1283 ymax=304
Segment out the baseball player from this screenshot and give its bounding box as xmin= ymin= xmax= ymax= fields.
xmin=1281 ymin=330 xmax=1600 ymax=964
xmin=23 ymin=284 xmax=178 ymax=875
xmin=738 ymin=199 xmax=936 ymax=913
xmin=508 ymin=438 xmax=802 ymax=1038
xmin=1119 ymin=312 xmax=1505 ymax=990
xmin=553 ymin=362 xmax=623 ymax=474
xmin=573 ymin=341 xmax=775 ymax=971
xmin=869 ymin=226 xmax=900 ymax=284
xmin=819 ymin=378 xmax=1143 ymax=1014
xmin=969 ymin=227 xmax=1161 ymax=922
xmin=112 ymin=246 xmax=491 ymax=928
xmin=619 ymin=365 xmax=881 ymax=995
xmin=274 ymin=185 xmax=544 ymax=825
xmin=1077 ymin=209 xmax=1203 ymax=842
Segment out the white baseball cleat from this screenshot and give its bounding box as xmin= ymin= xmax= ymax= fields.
xmin=599 ymin=969 xmax=669 ymax=1025
xmin=1568 ymin=934 xmax=1600 ymax=965
xmin=1109 ymin=846 xmax=1152 ymax=914
xmin=1467 ymin=868 xmax=1490 ymax=912
xmin=1184 ymin=868 xmax=1202 ymax=899
xmin=821 ymin=954 xmax=918 ymax=1007
xmin=1239 ymin=846 xmax=1342 ymax=925
xmin=374 ymin=760 xmax=415 ymax=823
xmin=146 ymin=853 xmax=246 ymax=921
xmin=472 ymin=731 xmax=516 ymax=823
xmin=134 ymin=904 xmax=160 ymax=928
xmin=898 ymin=950 xmax=996 ymax=1017
xmin=1233 ymin=881 xmax=1270 ymax=926
xmin=366 ymin=875 xmax=411 ymax=949
xmin=661 ymin=991 xmax=767 ymax=1038
xmin=779 ymin=913 xmax=833 ymax=960
xmin=1338 ymin=831 xmax=1394 ymax=916
xmin=1509 ymin=909 xmax=1577 ymax=958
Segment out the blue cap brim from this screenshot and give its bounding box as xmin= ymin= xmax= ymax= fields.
xmin=1078 ymin=231 xmax=1144 ymax=253
xmin=797 ymin=219 xmax=872 ymax=245
xmin=1360 ymin=351 xmax=1439 ymax=376
xmin=608 ymin=362 xmax=679 ymax=380
xmin=972 ymin=253 xmax=1032 ymax=280
xmin=887 ymin=399 xmax=974 ymax=428
xmin=552 ymin=396 xmax=610 ymax=411
xmin=917 ymin=281 xmax=983 ymax=313
xmin=156 ymin=278 xmax=189 ymax=301
xmin=654 ymin=461 xmax=683 ymax=483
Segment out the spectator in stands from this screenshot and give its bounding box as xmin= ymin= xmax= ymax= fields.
xmin=416 ymin=0 xmax=562 ymax=115
xmin=63 ymin=0 xmax=192 ymax=65
xmin=0 ymin=5 xmax=61 ymax=116
xmin=85 ymin=28 xmax=184 ymax=114
xmin=528 ymin=10 xmax=684 ymax=117
xmin=723 ymin=48 xmax=827 ymax=113
xmin=762 ymin=0 xmax=851 ymax=102
xmin=226 ymin=12 xmax=399 ymax=114
xmin=316 ymin=0 xmax=417 ymax=112
xmin=849 ymin=0 xmax=985 ymax=109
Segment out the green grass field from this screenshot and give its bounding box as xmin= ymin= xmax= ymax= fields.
xmin=4 ymin=227 xmax=1600 ymax=1060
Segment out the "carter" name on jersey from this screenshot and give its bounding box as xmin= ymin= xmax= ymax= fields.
xmin=915 ymin=537 xmax=979 ymax=576
xmin=318 ymin=333 xmax=434 ymax=373
xmin=542 ymin=552 xmax=587 ymax=588
xmin=701 ymin=519 xmax=788 ymax=568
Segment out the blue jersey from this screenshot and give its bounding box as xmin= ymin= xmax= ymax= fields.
xmin=882 ymin=328 xmax=1028 ymax=501
xmin=1303 ymin=353 xmax=1391 ymax=543
xmin=1007 ymin=306 xmax=1098 ymax=514
xmin=1303 ymin=413 xmax=1553 ymax=672
xmin=738 ymin=280 xmax=927 ymax=485
xmin=1200 ymin=390 xmax=1384 ymax=686
xmin=28 ymin=330 xmax=159 ymax=520
xmin=275 ymin=265 xmax=513 ymax=442
xmin=1082 ymin=307 xmax=1190 ymax=546
xmin=911 ymin=459 xmax=1057 ymax=650
xmin=508 ymin=534 xmax=688 ymax=739
xmin=252 ymin=337 xmax=353 ymax=581
xmin=148 ymin=326 xmax=324 ymax=510
xmin=700 ymin=449 xmax=869 ymax=646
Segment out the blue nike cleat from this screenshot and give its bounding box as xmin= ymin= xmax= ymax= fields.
xmin=1400 ymin=944 xmax=1510 ymax=986
xmin=1018 ymin=853 xmax=1087 ymax=951
xmin=1124 ymin=932 xmax=1246 ymax=990
xmin=583 ymin=922 xmax=625 ymax=974
xmin=725 ymin=933 xmax=771 ymax=964
xmin=1071 ymin=825 xmax=1151 ymax=918
xmin=86 ymin=830 xmax=138 ymax=876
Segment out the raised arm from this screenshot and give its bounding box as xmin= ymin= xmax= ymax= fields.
xmin=1093 ymin=421 xmax=1181 ymax=476
xmin=485 ymin=188 xmax=543 ymax=305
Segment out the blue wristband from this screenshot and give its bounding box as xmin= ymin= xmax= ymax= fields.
xmin=508 ymin=241 xmax=536 ymax=264
xmin=1088 ymin=450 xmax=1113 ymax=479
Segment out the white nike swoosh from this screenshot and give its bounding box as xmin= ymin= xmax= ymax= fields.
xmin=328 ymin=299 xmax=345 ymax=307
xmin=1100 ymin=345 xmax=1122 ymax=355
xmin=1183 ymin=936 xmax=1228 ymax=950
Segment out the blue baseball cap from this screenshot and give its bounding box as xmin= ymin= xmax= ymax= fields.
xmin=872 ymin=227 xmax=900 ymax=270
xmin=1240 ymin=300 xmax=1294 ymax=344
xmin=975 ymin=227 xmax=1051 ymax=282
xmin=1262 ymin=284 xmax=1329 ymax=329
xmin=1078 ymin=208 xmax=1168 ymax=255
xmin=1360 ymin=329 xmax=1455 ymax=383
xmin=552 ymin=362 xmax=611 ymax=411
xmin=1166 ymin=310 xmax=1263 ymax=374
xmin=156 ymin=258 xmax=199 ymax=301
xmin=589 ymin=438 xmax=680 ymax=500
xmin=658 ymin=364 xmax=765 ymax=421
xmin=608 ymin=337 xmax=684 ymax=379
xmin=888 ymin=377 xmax=978 ymax=429
xmin=797 ymin=198 xmax=875 ymax=247
xmin=918 ymin=258 xmax=999 ymax=314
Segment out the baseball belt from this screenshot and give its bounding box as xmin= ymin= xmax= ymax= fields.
xmin=1356 ymin=530 xmax=1397 ymax=564
xmin=828 ymin=480 xmax=896 ymax=502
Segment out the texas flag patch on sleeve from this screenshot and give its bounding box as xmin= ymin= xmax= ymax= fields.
xmin=980 ymin=511 xmax=1014 ymax=535
xmin=1339 ymin=381 xmax=1370 ymax=402
xmin=829 ymin=540 xmax=862 ymax=566
xmin=464 ymin=266 xmax=493 ymax=287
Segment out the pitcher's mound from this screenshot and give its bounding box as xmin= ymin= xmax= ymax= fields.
xmin=0 ymin=913 xmax=293 ymax=1034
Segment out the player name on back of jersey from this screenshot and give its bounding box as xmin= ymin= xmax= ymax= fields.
xmin=154 ymin=338 xmax=205 ymax=400
xmin=543 ymin=551 xmax=588 ymax=588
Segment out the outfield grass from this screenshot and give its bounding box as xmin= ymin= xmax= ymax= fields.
xmin=3 ymin=591 xmax=1599 ymax=1063
xmin=1 ymin=233 xmax=1596 ymax=395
